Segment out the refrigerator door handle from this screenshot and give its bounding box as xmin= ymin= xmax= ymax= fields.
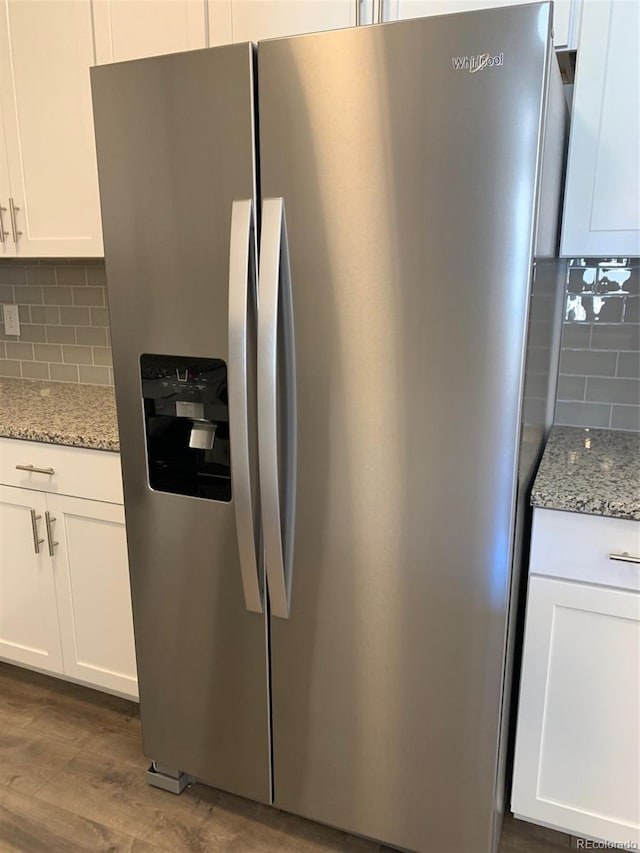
xmin=258 ymin=198 xmax=297 ymax=620
xmin=228 ymin=199 xmax=263 ymax=614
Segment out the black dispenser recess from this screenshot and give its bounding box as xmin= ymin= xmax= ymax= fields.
xmin=141 ymin=354 xmax=231 ymax=501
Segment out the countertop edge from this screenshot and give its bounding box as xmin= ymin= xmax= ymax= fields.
xmin=0 ymin=377 xmax=120 ymax=454
xmin=530 ymin=426 xmax=640 ymax=522
xmin=0 ymin=428 xmax=120 ymax=453
xmin=530 ymin=493 xmax=640 ymax=523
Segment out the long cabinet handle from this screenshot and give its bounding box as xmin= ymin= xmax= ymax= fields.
xmin=30 ymin=510 xmax=44 ymax=554
xmin=609 ymin=552 xmax=640 ymax=565
xmin=228 ymin=199 xmax=263 ymax=614
xmin=8 ymin=198 xmax=22 ymax=242
xmin=258 ymin=198 xmax=297 ymax=620
xmin=16 ymin=464 xmax=55 ymax=475
xmin=45 ymin=512 xmax=58 ymax=557
xmin=0 ymin=204 xmax=8 ymax=243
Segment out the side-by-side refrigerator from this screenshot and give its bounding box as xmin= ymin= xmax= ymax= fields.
xmin=91 ymin=5 xmax=567 ymax=851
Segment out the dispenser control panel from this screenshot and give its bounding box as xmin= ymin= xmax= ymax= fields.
xmin=140 ymin=354 xmax=231 ymax=501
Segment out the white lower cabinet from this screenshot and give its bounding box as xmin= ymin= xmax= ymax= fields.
xmin=0 ymin=485 xmax=63 ymax=674
xmin=512 ymin=510 xmax=640 ymax=848
xmin=48 ymin=494 xmax=138 ymax=698
xmin=0 ymin=440 xmax=137 ymax=699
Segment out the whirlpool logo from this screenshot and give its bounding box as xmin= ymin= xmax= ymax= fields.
xmin=451 ymin=52 xmax=504 ymax=73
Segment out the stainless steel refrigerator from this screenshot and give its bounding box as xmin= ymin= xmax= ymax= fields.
xmin=91 ymin=5 xmax=567 ymax=851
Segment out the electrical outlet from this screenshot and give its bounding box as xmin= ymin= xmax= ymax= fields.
xmin=3 ymin=304 xmax=21 ymax=336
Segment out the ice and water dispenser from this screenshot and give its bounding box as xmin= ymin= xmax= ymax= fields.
xmin=141 ymin=354 xmax=231 ymax=501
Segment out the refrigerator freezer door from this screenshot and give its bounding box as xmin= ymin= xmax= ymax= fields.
xmin=91 ymin=45 xmax=270 ymax=802
xmin=258 ymin=5 xmax=552 ymax=850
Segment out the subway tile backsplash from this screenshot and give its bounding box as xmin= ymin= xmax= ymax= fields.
xmin=555 ymin=258 xmax=640 ymax=431
xmin=0 ymin=260 xmax=112 ymax=385
xmin=1 ymin=257 xmax=638 ymax=433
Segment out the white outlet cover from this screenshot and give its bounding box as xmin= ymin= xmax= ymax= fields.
xmin=3 ymin=304 xmax=20 ymax=336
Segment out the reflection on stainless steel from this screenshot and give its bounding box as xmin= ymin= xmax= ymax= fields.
xmin=92 ymin=44 xmax=271 ymax=804
xmin=259 ymin=5 xmax=565 ymax=850
xmin=92 ymin=5 xmax=567 ymax=852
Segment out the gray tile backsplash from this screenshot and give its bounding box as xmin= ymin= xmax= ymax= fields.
xmin=0 ymin=260 xmax=113 ymax=385
xmin=1 ymin=256 xmax=638 ymax=436
xmin=555 ymin=258 xmax=639 ymax=431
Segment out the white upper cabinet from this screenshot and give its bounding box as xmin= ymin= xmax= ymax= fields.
xmin=0 ymin=104 xmax=12 ymax=258
xmin=561 ymin=0 xmax=640 ymax=257
xmin=227 ymin=0 xmax=355 ymax=44
xmin=92 ymin=0 xmax=210 ymax=63
xmin=383 ymin=0 xmax=581 ymax=50
xmin=0 ymin=0 xmax=103 ymax=257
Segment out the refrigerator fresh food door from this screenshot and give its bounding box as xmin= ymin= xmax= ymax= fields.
xmin=258 ymin=4 xmax=553 ymax=850
xmin=91 ymin=44 xmax=270 ymax=802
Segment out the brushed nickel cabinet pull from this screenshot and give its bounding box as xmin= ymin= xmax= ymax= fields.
xmin=16 ymin=464 xmax=55 ymax=475
xmin=30 ymin=510 xmax=44 ymax=554
xmin=45 ymin=512 xmax=58 ymax=557
xmin=8 ymin=198 xmax=22 ymax=242
xmin=609 ymin=552 xmax=640 ymax=565
xmin=0 ymin=204 xmax=8 ymax=243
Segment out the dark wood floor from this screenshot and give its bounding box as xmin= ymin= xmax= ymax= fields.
xmin=0 ymin=662 xmax=572 ymax=852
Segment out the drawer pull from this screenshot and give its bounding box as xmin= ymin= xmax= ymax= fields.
xmin=30 ymin=510 xmax=44 ymax=554
xmin=16 ymin=464 xmax=55 ymax=476
xmin=45 ymin=511 xmax=58 ymax=557
xmin=609 ymin=552 xmax=640 ymax=565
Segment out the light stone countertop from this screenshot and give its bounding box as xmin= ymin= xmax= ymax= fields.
xmin=0 ymin=378 xmax=119 ymax=452
xmin=531 ymin=425 xmax=640 ymax=521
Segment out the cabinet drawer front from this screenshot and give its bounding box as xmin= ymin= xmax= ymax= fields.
xmin=0 ymin=439 xmax=123 ymax=504
xmin=531 ymin=509 xmax=640 ymax=591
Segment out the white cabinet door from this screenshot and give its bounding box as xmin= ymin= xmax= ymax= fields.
xmin=0 ymin=0 xmax=103 ymax=257
xmin=0 ymin=486 xmax=63 ymax=674
xmin=383 ymin=0 xmax=580 ymax=50
xmin=48 ymin=494 xmax=138 ymax=699
xmin=512 ymin=576 xmax=640 ymax=847
xmin=92 ymin=0 xmax=210 ymax=64
xmin=561 ymin=0 xmax=640 ymax=256
xmin=0 ymin=102 xmax=14 ymax=258
xmin=229 ymin=0 xmax=355 ymax=44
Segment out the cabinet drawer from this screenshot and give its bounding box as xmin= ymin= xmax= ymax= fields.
xmin=0 ymin=439 xmax=123 ymax=504
xmin=530 ymin=509 xmax=640 ymax=592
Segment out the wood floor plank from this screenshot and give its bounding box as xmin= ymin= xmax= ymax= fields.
xmin=21 ymin=689 xmax=138 ymax=750
xmin=0 ymin=719 xmax=80 ymax=797
xmin=190 ymin=788 xmax=382 ymax=853
xmin=0 ymin=663 xmax=53 ymax=729
xmin=499 ymin=815 xmax=570 ymax=851
xmin=33 ymin=751 xmax=248 ymax=851
xmin=81 ymin=721 xmax=145 ymax=769
xmin=0 ymin=786 xmax=139 ymax=853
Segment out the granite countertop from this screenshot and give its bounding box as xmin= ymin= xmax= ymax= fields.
xmin=531 ymin=426 xmax=640 ymax=521
xmin=0 ymin=378 xmax=119 ymax=452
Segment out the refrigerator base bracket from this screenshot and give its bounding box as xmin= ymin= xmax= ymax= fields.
xmin=146 ymin=762 xmax=192 ymax=795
